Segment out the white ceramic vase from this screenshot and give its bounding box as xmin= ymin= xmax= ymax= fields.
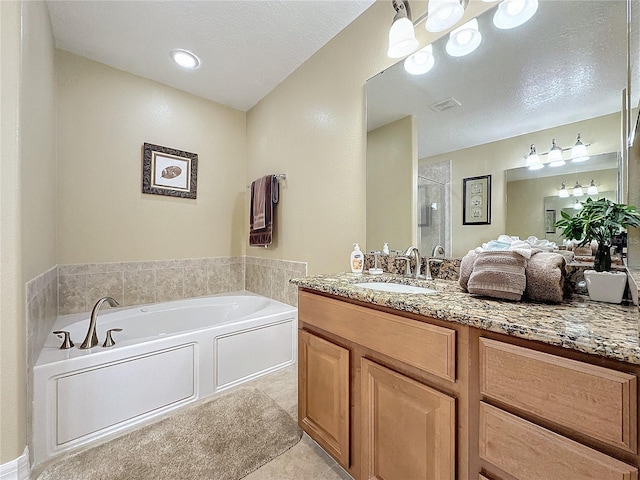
xmin=583 ymin=270 xmax=628 ymax=304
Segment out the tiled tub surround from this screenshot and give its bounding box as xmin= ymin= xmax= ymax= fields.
xmin=58 ymin=256 xmax=307 ymax=315
xmin=26 ymin=266 xmax=59 ymax=370
xmin=291 ymin=272 xmax=640 ymax=365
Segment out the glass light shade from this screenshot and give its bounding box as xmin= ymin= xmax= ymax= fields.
xmin=573 ymin=199 xmax=582 ymax=210
xmin=404 ymin=45 xmax=435 ymax=75
xmin=572 ymin=181 xmax=584 ymax=197
xmin=388 ymin=16 xmax=419 ymax=58
xmin=425 ymin=0 xmax=464 ymax=33
xmin=587 ymin=180 xmax=598 ymax=195
xmin=170 ymin=49 xmax=201 ymax=69
xmin=548 ymin=139 xmax=565 ymax=167
xmin=558 ymin=183 xmax=569 ymax=198
xmin=526 ymin=145 xmax=543 ymax=170
xmin=493 ymin=0 xmax=539 ymax=30
xmin=571 ymin=134 xmax=590 ymax=162
xmin=446 ymin=19 xmax=482 ymax=57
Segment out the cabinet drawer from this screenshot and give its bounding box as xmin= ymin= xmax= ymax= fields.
xmin=299 ymin=291 xmax=456 ymax=381
xmin=480 ymin=338 xmax=637 ymax=452
xmin=480 ymin=402 xmax=638 ymax=480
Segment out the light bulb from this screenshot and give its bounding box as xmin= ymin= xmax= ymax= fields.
xmin=493 ymin=0 xmax=538 ymax=29
xmin=526 ymin=144 xmax=543 ymax=170
xmin=548 ymin=139 xmax=565 ymax=167
xmin=572 ymin=181 xmax=583 ymax=197
xmin=558 ymin=183 xmax=569 ymax=198
xmin=571 ymin=133 xmax=590 ymax=162
xmin=446 ymin=19 xmax=482 ymax=57
xmin=404 ymin=45 xmax=435 ymax=75
xmin=425 ymin=0 xmax=464 ymax=33
xmin=388 ymin=16 xmax=419 ymax=58
xmin=170 ymin=49 xmax=201 ymax=69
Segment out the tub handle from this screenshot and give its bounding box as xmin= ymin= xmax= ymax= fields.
xmin=103 ymin=328 xmax=123 ymax=348
xmin=53 ymin=331 xmax=74 ymax=350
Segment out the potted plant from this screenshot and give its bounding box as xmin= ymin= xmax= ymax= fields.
xmin=555 ymin=197 xmax=640 ymax=303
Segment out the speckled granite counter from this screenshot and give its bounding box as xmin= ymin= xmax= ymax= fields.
xmin=291 ymin=272 xmax=640 ymax=365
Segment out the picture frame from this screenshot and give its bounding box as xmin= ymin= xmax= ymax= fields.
xmin=462 ymin=175 xmax=491 ymax=225
xmin=545 ymin=209 xmax=557 ymax=234
xmin=142 ymin=143 xmax=198 ymax=199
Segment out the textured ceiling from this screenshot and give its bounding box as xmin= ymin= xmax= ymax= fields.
xmin=46 ymin=0 xmax=375 ymax=112
xmin=367 ymin=0 xmax=630 ymax=159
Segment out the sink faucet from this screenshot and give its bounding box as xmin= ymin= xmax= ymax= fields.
xmin=403 ymin=245 xmax=424 ymax=279
xmin=80 ymin=297 xmax=119 ymax=349
xmin=432 ymin=245 xmax=445 ymax=257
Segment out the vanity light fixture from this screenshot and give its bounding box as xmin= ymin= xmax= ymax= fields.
xmin=572 ymin=199 xmax=583 ymax=210
xmin=547 ymin=139 xmax=565 ymax=167
xmin=558 ymin=183 xmax=569 ymax=198
xmin=587 ymin=179 xmax=598 ymax=195
xmin=404 ymin=44 xmax=435 ymax=75
xmin=425 ymin=0 xmax=465 ymax=33
xmin=170 ymin=49 xmax=201 ymax=70
xmin=446 ymin=18 xmax=482 ymax=57
xmin=387 ymin=0 xmax=419 ymax=58
xmin=493 ymin=0 xmax=539 ymax=30
xmin=526 ymin=144 xmax=543 ymax=170
xmin=572 ymin=181 xmax=584 ymax=197
xmin=570 ymin=133 xmax=590 ymax=162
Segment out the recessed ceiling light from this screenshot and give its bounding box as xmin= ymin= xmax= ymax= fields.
xmin=170 ymin=49 xmax=201 ymax=70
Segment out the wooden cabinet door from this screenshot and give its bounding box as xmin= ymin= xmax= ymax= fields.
xmin=361 ymin=358 xmax=456 ymax=480
xmin=298 ymin=329 xmax=350 ymax=468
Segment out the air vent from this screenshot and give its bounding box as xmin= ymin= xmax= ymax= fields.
xmin=429 ymin=97 xmax=461 ymax=113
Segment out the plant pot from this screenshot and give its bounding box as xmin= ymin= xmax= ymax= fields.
xmin=583 ymin=270 xmax=627 ymax=304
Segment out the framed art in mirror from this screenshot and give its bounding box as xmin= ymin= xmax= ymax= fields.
xmin=142 ymin=143 xmax=198 ymax=199
xmin=463 ymin=175 xmax=491 ymax=225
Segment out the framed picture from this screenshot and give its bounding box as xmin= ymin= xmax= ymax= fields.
xmin=545 ymin=209 xmax=557 ymax=234
xmin=142 ymin=143 xmax=198 ymax=199
xmin=462 ymin=175 xmax=491 ymax=225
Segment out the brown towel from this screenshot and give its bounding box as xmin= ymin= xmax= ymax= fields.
xmin=524 ymin=252 xmax=566 ymax=303
xmin=467 ymin=251 xmax=527 ymax=301
xmin=459 ymin=249 xmax=477 ymax=290
xmin=250 ymin=175 xmax=279 ymax=247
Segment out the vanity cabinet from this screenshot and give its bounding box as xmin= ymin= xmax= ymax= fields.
xmin=297 ymin=290 xmax=466 ymax=480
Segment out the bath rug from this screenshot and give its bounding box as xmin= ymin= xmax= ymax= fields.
xmin=37 ymin=387 xmax=302 ymax=480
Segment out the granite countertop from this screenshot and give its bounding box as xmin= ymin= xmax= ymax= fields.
xmin=291 ymin=272 xmax=640 ymax=365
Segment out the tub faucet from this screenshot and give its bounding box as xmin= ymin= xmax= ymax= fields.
xmin=403 ymin=245 xmax=424 ymax=279
xmin=80 ymin=297 xmax=119 ymax=349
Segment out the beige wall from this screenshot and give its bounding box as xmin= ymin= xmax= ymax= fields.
xmin=56 ymin=51 xmax=247 ymax=264
xmin=506 ymin=169 xmax=618 ymax=241
xmin=424 ymin=113 xmax=621 ymax=256
xmin=367 ymin=115 xmax=417 ymax=252
xmin=1 ymin=0 xmax=57 ymax=464
xmin=246 ymin=1 xmax=493 ymax=275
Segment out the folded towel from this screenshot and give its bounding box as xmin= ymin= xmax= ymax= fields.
xmin=250 ymin=175 xmax=279 ymax=247
xmin=459 ymin=249 xmax=477 ymax=290
xmin=476 ymin=239 xmax=534 ymax=259
xmin=467 ymin=251 xmax=527 ymax=301
xmin=524 ymin=252 xmax=566 ymax=303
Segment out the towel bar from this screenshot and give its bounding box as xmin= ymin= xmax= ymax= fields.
xmin=246 ymin=173 xmax=286 ymax=188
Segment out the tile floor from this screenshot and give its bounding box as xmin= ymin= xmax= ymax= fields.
xmin=242 ymin=364 xmax=352 ymax=480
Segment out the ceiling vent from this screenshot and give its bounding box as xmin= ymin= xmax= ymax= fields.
xmin=429 ymin=97 xmax=461 ymax=113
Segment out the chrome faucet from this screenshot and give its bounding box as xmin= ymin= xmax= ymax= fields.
xmin=80 ymin=297 xmax=119 ymax=349
xmin=432 ymin=244 xmax=445 ymax=257
xmin=403 ymin=246 xmax=424 ymax=279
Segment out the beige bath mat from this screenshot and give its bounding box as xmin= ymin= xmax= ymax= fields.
xmin=37 ymin=387 xmax=302 ymax=480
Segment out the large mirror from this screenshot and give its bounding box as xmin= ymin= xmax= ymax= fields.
xmin=366 ymin=0 xmax=637 ymax=257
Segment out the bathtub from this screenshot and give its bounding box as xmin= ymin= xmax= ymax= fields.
xmin=32 ymin=292 xmax=297 ymax=467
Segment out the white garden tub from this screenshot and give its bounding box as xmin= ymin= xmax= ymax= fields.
xmin=32 ymin=292 xmax=297 ymax=467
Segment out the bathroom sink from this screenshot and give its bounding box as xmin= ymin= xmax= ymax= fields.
xmin=353 ymin=282 xmax=437 ymax=294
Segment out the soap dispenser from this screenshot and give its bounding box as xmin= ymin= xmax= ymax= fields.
xmin=350 ymin=243 xmax=364 ymax=274
xmin=382 ymin=243 xmax=390 ymax=255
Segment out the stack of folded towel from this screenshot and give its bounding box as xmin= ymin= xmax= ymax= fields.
xmin=460 ymin=235 xmax=566 ymax=303
xmin=467 ymin=251 xmax=528 ymax=301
